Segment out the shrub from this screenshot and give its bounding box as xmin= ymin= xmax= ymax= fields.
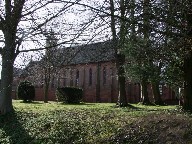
xmin=17 ymin=80 xmax=35 ymax=102
xmin=56 ymin=87 xmax=83 ymax=104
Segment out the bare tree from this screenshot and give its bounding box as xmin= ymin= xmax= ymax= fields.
xmin=0 ymin=0 xmax=85 ymax=114
xmin=41 ymin=29 xmax=58 ymax=103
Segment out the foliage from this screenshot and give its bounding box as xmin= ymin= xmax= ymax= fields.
xmin=17 ymin=81 xmax=35 ymax=102
xmin=124 ymin=37 xmax=152 ymax=82
xmin=56 ymin=87 xmax=83 ymax=104
xmin=0 ymin=100 xmax=192 ymax=143
xmin=163 ymin=59 xmax=184 ymax=88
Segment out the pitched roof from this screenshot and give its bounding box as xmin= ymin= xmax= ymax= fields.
xmin=19 ymin=61 xmax=40 ymax=77
xmin=47 ymin=41 xmax=116 ymax=66
xmin=68 ymin=41 xmax=115 ymax=64
xmin=20 ymin=41 xmax=116 ymax=77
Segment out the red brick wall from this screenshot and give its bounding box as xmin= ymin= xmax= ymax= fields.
xmin=12 ymin=61 xmax=177 ymax=104
xmin=34 ymin=88 xmax=56 ymax=101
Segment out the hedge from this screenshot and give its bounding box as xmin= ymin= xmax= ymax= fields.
xmin=56 ymin=87 xmax=83 ymax=104
xmin=17 ymin=80 xmax=35 ymax=102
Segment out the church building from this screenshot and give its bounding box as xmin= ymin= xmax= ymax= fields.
xmin=12 ymin=41 xmax=177 ymax=104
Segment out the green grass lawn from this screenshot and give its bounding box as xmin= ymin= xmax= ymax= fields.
xmin=0 ymin=100 xmax=192 ymax=144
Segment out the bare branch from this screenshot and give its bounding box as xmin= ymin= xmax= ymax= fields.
xmin=58 ymin=0 xmax=124 ymax=22
xmin=21 ymin=1 xmax=54 ymax=17
xmin=18 ymin=39 xmax=72 ymax=53
xmin=5 ymin=0 xmax=11 ymax=18
xmin=18 ymin=11 xmax=100 ymax=53
xmin=19 ymin=1 xmax=78 ymax=44
xmin=0 ymin=14 xmax=4 ymax=30
xmin=11 ymin=0 xmax=25 ymax=27
xmin=0 ymin=46 xmax=3 ymax=55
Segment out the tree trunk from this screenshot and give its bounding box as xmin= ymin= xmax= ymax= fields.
xmin=44 ymin=71 xmax=50 ymax=103
xmin=0 ymin=51 xmax=14 ymax=114
xmin=116 ymin=54 xmax=128 ymax=107
xmin=0 ymin=27 xmax=17 ymax=114
xmin=183 ymin=6 xmax=192 ymax=111
xmin=141 ymin=0 xmax=151 ymax=106
xmin=183 ymin=53 xmax=192 ymax=111
xmin=44 ymin=83 xmax=49 ymax=103
xmin=109 ymin=0 xmax=128 ymax=107
xmin=0 ymin=0 xmax=25 ymax=114
xmin=141 ymin=78 xmax=150 ymax=105
xmin=43 ymin=62 xmax=51 ymax=103
xmin=151 ymin=81 xmax=163 ymax=105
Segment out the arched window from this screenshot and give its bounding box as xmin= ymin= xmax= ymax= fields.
xmin=70 ymin=70 xmax=73 ymax=86
xmin=51 ymin=77 xmax=55 ymax=88
xmin=75 ymin=70 xmax=79 ymax=86
xmin=89 ymin=68 xmax=92 ymax=86
xmin=40 ymin=75 xmax=44 ymax=88
xmin=63 ymin=71 xmax=66 ymax=87
xmin=103 ymin=67 xmax=106 ymax=85
xmin=57 ymin=75 xmax=61 ymax=88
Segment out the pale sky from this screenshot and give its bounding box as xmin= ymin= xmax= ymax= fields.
xmin=0 ymin=0 xmax=111 ymax=78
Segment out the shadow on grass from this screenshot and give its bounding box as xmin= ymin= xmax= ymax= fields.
xmin=0 ymin=111 xmax=34 ymax=144
xmin=20 ymin=101 xmax=43 ymax=104
xmin=58 ymin=102 xmax=96 ymax=106
xmin=112 ymin=103 xmax=142 ymax=110
xmin=112 ymin=103 xmax=170 ymax=113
